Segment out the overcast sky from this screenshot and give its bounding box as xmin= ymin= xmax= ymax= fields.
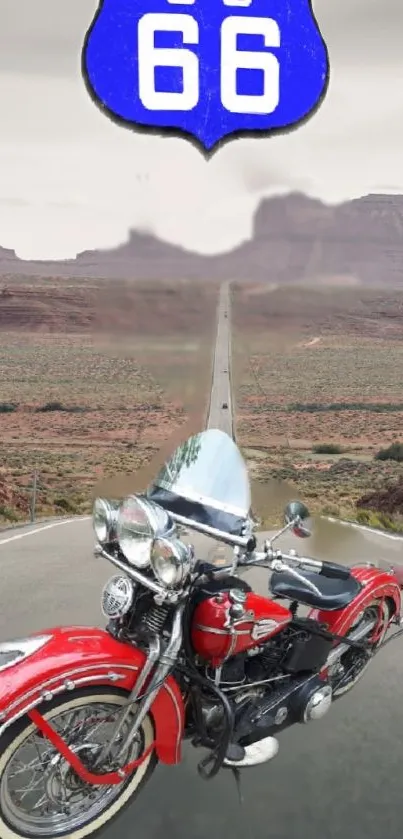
xmin=1 ymin=0 xmax=403 ymax=259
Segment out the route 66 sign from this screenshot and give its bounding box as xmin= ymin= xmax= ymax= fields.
xmin=82 ymin=0 xmax=329 ymax=154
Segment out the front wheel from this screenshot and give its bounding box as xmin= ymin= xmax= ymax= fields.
xmin=0 ymin=687 xmax=157 ymax=839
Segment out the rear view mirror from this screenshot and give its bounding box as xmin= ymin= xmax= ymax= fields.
xmin=284 ymin=501 xmax=312 ymax=538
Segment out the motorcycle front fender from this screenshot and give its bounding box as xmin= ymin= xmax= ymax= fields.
xmin=0 ymin=625 xmax=184 ymax=765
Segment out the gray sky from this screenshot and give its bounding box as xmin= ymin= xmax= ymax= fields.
xmin=1 ymin=0 xmax=403 ymax=259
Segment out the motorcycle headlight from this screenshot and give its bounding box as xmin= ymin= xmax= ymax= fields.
xmin=92 ymin=498 xmax=119 ymax=544
xmin=116 ymin=495 xmax=154 ymax=568
xmin=151 ymin=537 xmax=192 ymax=588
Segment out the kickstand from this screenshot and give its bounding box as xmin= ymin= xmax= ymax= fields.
xmin=230 ymin=766 xmax=244 ymax=807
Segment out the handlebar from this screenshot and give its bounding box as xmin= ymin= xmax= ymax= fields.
xmin=236 ymin=549 xmax=351 ymax=581
xmin=279 ymin=552 xmax=351 ymax=580
xmin=194 ymin=549 xmax=351 ymax=585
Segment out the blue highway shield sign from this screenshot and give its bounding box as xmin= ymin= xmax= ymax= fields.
xmin=82 ymin=0 xmax=329 ymax=153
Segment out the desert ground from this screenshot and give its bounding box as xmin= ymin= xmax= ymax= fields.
xmin=231 ymin=283 xmax=403 ymax=530
xmin=2 ymin=278 xmax=403 ymax=532
xmin=0 ymin=279 xmax=217 ymax=525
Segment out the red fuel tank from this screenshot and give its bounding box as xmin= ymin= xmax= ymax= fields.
xmin=191 ymin=590 xmax=292 ymax=668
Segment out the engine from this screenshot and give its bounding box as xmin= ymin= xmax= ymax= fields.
xmin=199 ymin=622 xmax=334 ymax=745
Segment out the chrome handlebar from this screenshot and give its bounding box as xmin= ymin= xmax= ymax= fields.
xmin=202 ymin=547 xmax=350 ymax=583
xmin=237 ymin=547 xmax=351 ymax=581
xmin=244 ymin=549 xmax=323 ymax=572
xmin=196 ymin=549 xmax=320 ymax=580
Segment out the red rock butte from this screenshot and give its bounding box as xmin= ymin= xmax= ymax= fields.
xmin=1 ymin=192 xmax=403 ymax=285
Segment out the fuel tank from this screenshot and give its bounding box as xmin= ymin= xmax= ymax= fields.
xmin=191 ymin=589 xmax=292 ymax=667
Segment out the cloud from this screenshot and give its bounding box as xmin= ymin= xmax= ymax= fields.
xmin=0 ymin=0 xmax=94 ymax=76
xmin=0 ymin=197 xmax=32 ymax=207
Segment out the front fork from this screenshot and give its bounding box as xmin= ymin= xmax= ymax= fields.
xmin=95 ymin=634 xmax=161 ymax=766
xmin=96 ymin=602 xmax=185 ymax=766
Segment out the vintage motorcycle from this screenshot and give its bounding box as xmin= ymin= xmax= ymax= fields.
xmin=0 ymin=428 xmax=402 ymax=838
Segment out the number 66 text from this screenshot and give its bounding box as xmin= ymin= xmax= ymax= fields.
xmin=137 ymin=13 xmax=280 ymax=114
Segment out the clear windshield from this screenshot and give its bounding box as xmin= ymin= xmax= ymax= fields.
xmin=146 ymin=429 xmax=251 ymax=536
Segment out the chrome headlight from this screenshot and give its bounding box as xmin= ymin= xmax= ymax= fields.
xmin=116 ymin=495 xmax=172 ymax=568
xmin=93 ymin=498 xmax=119 ymax=544
xmin=101 ymin=575 xmax=135 ymax=619
xmin=151 ymin=537 xmax=192 ymax=588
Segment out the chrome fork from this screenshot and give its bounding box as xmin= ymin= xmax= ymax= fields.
xmin=96 ymin=603 xmax=185 ymax=767
xmin=95 ymin=634 xmax=160 ymax=767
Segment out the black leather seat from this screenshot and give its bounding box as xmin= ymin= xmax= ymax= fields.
xmin=270 ymin=569 xmax=362 ymax=611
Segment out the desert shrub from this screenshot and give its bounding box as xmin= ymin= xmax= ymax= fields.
xmin=374 ymin=442 xmax=403 ymax=462
xmin=312 ymin=443 xmax=343 ymax=455
xmin=356 ymin=509 xmax=372 ymax=525
xmin=35 ymin=402 xmax=90 ymax=414
xmin=0 ymin=402 xmax=18 ymax=413
xmin=356 ymin=508 xmax=402 ymax=532
xmin=0 ymin=504 xmax=18 ymax=522
xmin=35 ymin=401 xmax=65 ymax=413
xmin=54 ymin=496 xmax=77 ymax=513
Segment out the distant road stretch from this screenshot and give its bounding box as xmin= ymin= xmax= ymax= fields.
xmin=206 ymin=282 xmax=233 ymax=435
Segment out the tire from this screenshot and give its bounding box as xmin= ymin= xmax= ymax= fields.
xmin=0 ymin=687 xmax=157 ymax=839
xmin=331 ymin=600 xmax=390 ymax=698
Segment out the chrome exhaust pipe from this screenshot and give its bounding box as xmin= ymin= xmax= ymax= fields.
xmin=326 ymin=618 xmax=377 ymax=668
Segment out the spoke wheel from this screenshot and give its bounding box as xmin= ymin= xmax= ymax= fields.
xmin=0 ymin=688 xmax=156 ymax=839
xmin=330 ymin=601 xmax=390 ymax=698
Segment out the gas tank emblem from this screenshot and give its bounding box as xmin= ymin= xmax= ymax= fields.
xmin=251 ymin=619 xmax=284 ymax=641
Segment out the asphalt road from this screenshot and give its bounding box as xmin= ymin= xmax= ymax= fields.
xmin=1 ymin=285 xmax=403 ymax=839
xmin=205 ymin=282 xmax=233 ymax=435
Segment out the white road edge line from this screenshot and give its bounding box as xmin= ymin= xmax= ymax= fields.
xmin=0 ymin=517 xmax=91 ymax=547
xmin=324 ymin=516 xmax=403 ymax=542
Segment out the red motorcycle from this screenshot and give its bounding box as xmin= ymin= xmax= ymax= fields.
xmin=0 ymin=428 xmax=402 ymax=838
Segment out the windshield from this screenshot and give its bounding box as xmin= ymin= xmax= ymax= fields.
xmin=147 ymin=429 xmax=251 ymax=536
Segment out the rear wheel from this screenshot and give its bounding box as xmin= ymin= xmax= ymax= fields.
xmin=0 ymin=687 xmax=157 ymax=839
xmin=330 ymin=600 xmax=390 ymax=698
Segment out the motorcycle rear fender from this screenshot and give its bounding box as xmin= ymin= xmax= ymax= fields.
xmin=308 ymin=565 xmax=401 ymax=635
xmin=0 ymin=626 xmax=184 ymax=765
